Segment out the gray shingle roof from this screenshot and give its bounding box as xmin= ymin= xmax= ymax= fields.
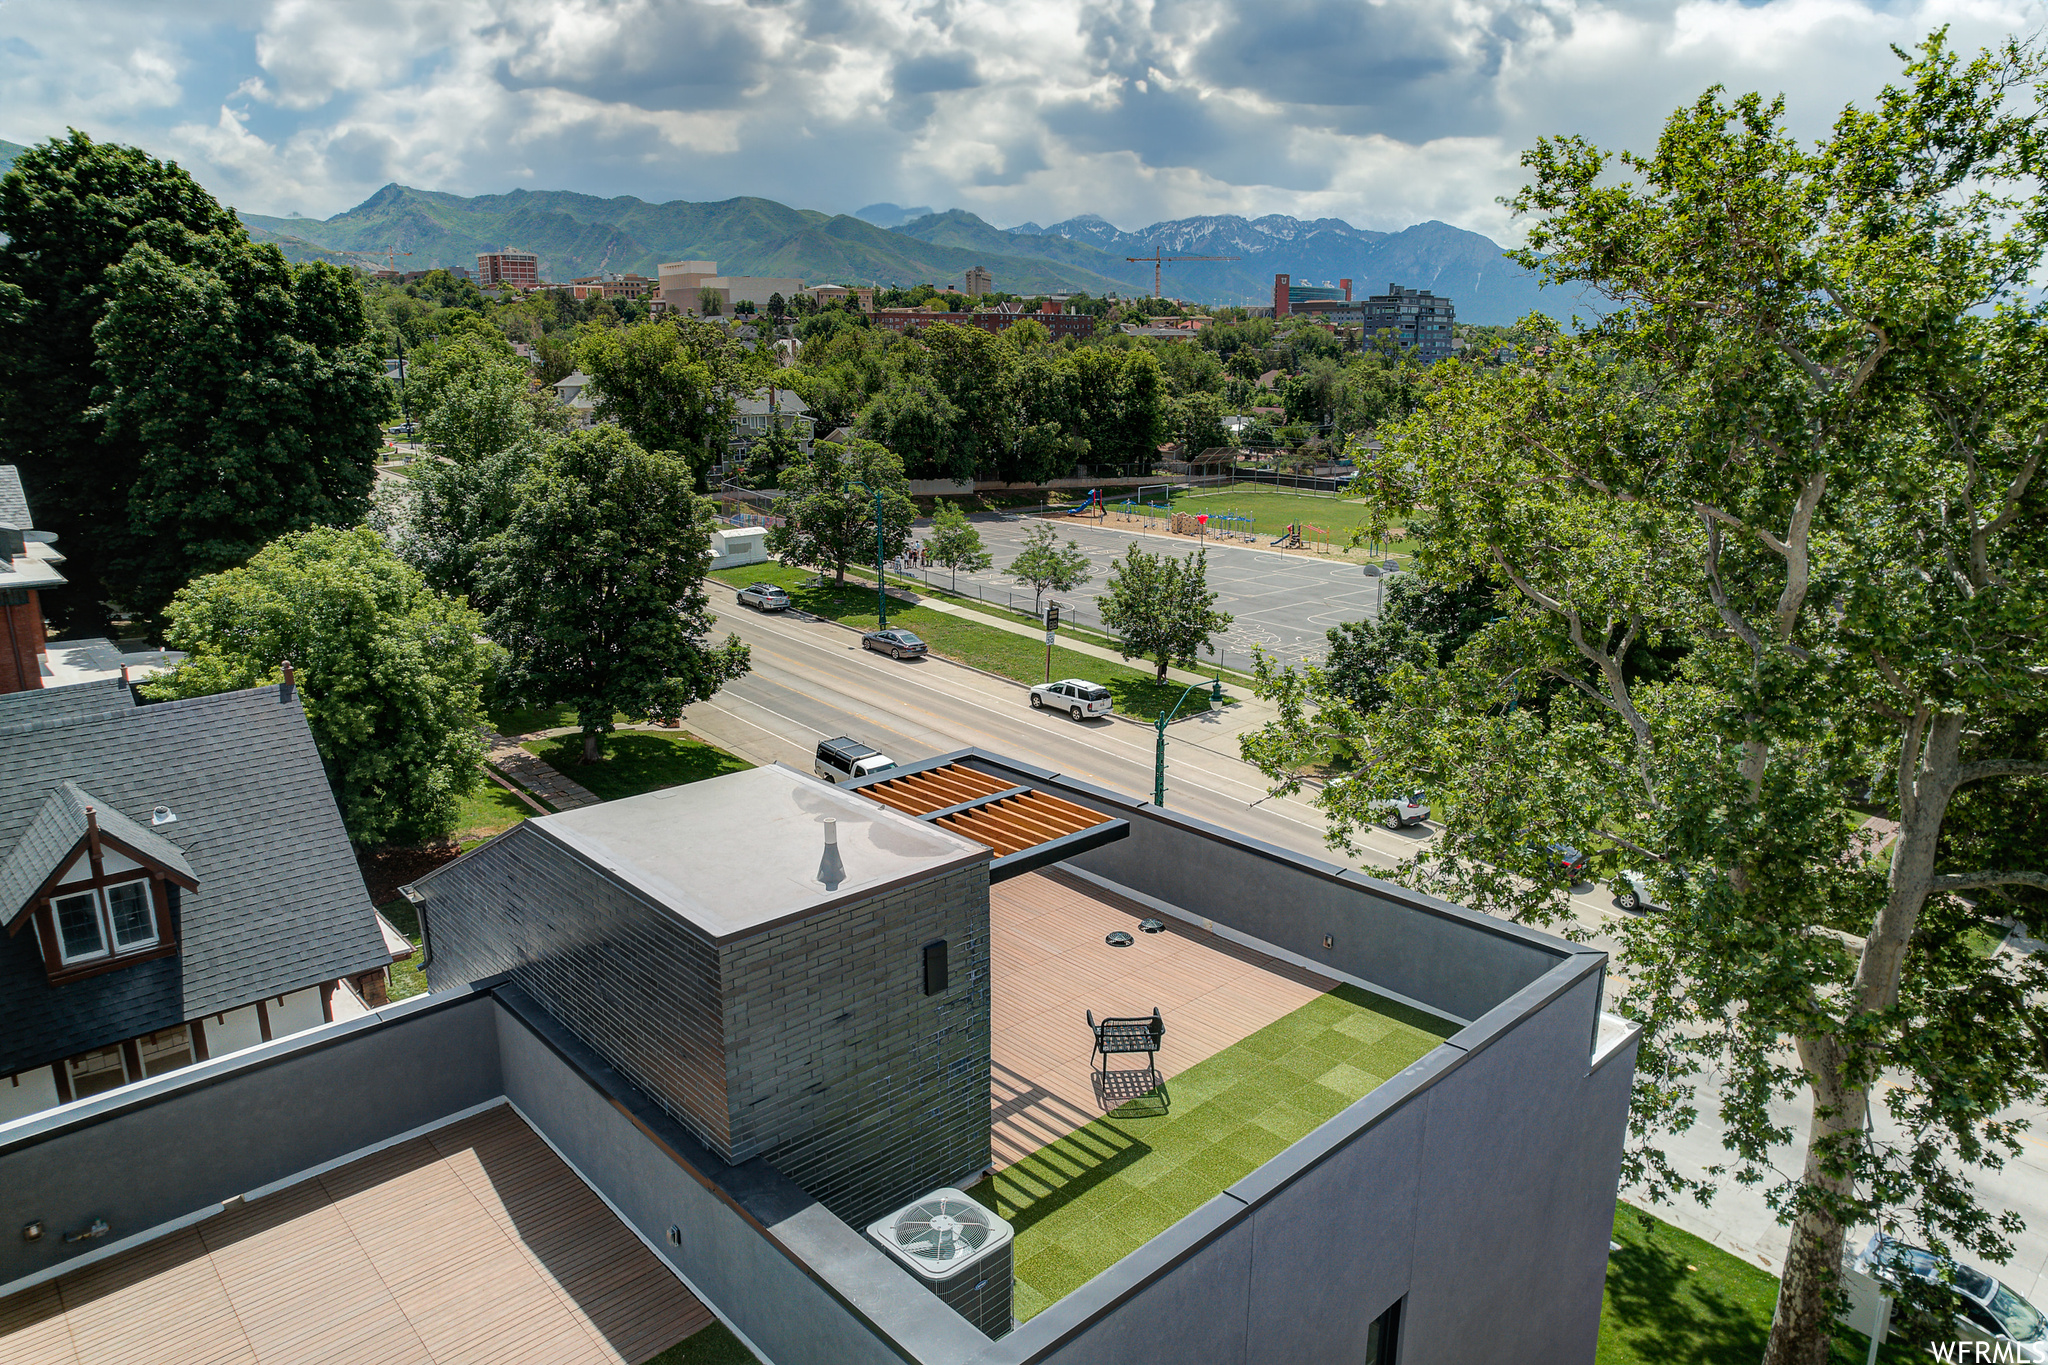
xmin=0 ymin=782 xmax=197 ymax=929
xmin=0 ymin=466 xmax=31 ymax=529
xmin=0 ymin=683 xmax=388 ymax=1076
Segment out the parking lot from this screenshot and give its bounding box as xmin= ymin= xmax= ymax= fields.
xmin=906 ymin=513 xmax=1397 ymax=672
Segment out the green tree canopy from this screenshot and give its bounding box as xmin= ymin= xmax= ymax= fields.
xmin=1006 ymin=522 xmax=1093 ymax=616
xmin=93 ymin=230 xmax=389 ymax=624
xmin=415 ymin=333 xmax=556 ymax=466
xmin=142 ymin=526 xmax=491 ymax=844
xmin=766 ymin=439 xmax=916 ymax=585
xmin=0 ymin=132 xmax=247 ymax=627
xmin=578 ymin=318 xmax=748 ymax=491
xmin=482 ymin=427 xmax=750 ymax=761
xmin=1098 ymin=544 xmax=1233 ymax=682
xmin=1244 ymin=34 xmax=2048 ymax=1365
xmin=924 ymin=500 xmax=993 ymax=589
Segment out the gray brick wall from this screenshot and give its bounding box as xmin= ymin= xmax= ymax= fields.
xmin=416 ymin=825 xmax=732 ymax=1154
xmin=419 ymin=826 xmax=993 ymax=1225
xmin=723 ymin=861 xmax=992 ymax=1225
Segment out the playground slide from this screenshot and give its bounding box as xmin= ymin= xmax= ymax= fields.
xmin=1271 ymin=526 xmax=1300 ymax=546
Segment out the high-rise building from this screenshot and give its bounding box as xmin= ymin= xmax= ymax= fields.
xmin=475 ymin=248 xmax=540 ymax=290
xmin=963 ymin=265 xmax=993 ymax=296
xmin=1361 ymin=282 xmax=1456 ymax=362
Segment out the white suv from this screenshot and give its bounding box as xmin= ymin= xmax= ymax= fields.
xmin=1370 ymin=789 xmax=1430 ymax=830
xmin=1030 ymin=679 xmax=1113 ymax=720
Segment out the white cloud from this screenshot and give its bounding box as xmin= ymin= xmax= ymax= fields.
xmin=0 ymin=0 xmax=2038 ymax=235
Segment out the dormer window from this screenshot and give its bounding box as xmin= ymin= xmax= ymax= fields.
xmin=52 ymin=879 xmax=158 ymax=964
xmin=1 ymin=782 xmax=197 ymax=985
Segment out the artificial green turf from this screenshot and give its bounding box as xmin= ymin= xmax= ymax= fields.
xmin=972 ymin=984 xmax=1456 ymax=1321
xmin=1600 ymin=1203 xmax=1916 ymax=1364
xmin=644 ymin=1321 xmax=760 ymax=1365
xmin=524 ymin=730 xmax=753 ymax=801
xmin=710 ymin=562 xmax=1234 ymax=717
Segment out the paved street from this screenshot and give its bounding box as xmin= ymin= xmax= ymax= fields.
xmin=682 ymin=600 xmax=2048 ymax=1303
xmin=904 ymin=512 xmax=1399 ymax=672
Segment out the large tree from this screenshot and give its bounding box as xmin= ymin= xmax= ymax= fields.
xmin=0 ymin=132 xmax=244 ymax=628
xmin=1006 ymin=522 xmax=1093 ymax=617
xmin=924 ymin=499 xmax=992 ymax=589
xmin=766 ymin=439 xmax=916 ymax=586
xmin=483 ymin=427 xmax=750 ymax=762
xmin=143 ymin=526 xmax=492 ymax=845
xmin=578 ymin=318 xmax=748 ymax=491
xmin=1099 ymin=544 xmax=1233 ymax=682
xmin=1242 ymin=36 xmax=2048 ymax=1365
xmin=94 ymin=231 xmax=389 ymax=622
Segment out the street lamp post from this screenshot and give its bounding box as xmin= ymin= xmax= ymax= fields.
xmin=848 ymin=479 xmax=887 ymax=629
xmin=1153 ymin=676 xmax=1225 ymax=806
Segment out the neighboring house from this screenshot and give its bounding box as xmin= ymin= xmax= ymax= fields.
xmin=0 ymin=748 xmax=1639 ymax=1365
xmin=731 ymin=388 xmax=814 ymax=450
xmin=552 ymin=370 xmax=597 ymax=425
xmin=0 ymin=677 xmax=409 ymax=1125
xmin=0 ymin=467 xmax=184 ymax=695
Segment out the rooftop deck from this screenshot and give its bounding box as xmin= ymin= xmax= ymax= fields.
xmin=984 ymin=870 xmax=1459 ymax=1320
xmin=0 ymin=1105 xmax=713 ymax=1365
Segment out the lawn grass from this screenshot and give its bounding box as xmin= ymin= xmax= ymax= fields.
xmin=1098 ymin=484 xmax=1416 ymax=549
xmin=485 ymin=700 xmax=631 ymax=736
xmin=1600 ymin=1203 xmax=1915 ymax=1363
xmin=450 ymin=778 xmax=536 ymax=839
xmin=374 ymin=897 xmax=428 ymax=1003
xmin=971 ymin=984 xmax=1456 ymax=1322
xmin=524 ymin=729 xmax=753 ymax=801
xmin=711 ymin=562 xmax=1236 ymax=717
xmin=644 ymin=1321 xmax=760 ymax=1365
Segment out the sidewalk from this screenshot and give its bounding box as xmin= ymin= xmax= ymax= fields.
xmin=481 ymin=728 xmax=601 ymax=810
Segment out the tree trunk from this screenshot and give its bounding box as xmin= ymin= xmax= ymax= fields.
xmin=1764 ymin=1034 xmax=1867 ymax=1365
xmin=1156 ymin=659 xmax=1168 ymax=683
xmin=582 ymin=730 xmax=602 ymax=764
xmin=1767 ymin=714 xmax=1962 ymax=1364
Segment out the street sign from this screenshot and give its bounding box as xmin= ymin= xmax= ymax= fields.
xmin=1045 ymin=603 xmax=1060 ymax=632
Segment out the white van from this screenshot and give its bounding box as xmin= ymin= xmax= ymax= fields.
xmin=814 ymin=736 xmax=897 ymax=784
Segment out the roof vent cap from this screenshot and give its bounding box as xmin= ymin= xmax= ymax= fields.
xmin=151 ymin=806 xmax=177 ymax=826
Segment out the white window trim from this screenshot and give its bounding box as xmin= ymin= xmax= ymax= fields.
xmin=52 ymin=890 xmax=109 ymax=965
xmin=51 ymin=877 xmax=158 ymax=966
xmin=105 ymin=878 xmax=158 ymax=951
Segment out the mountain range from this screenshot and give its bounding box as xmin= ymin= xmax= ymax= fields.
xmin=0 ymin=136 xmax=1577 ymax=322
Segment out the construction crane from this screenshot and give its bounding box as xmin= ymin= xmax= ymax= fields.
xmin=1123 ymin=253 xmax=1241 ymax=299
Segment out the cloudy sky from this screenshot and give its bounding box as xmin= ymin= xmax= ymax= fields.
xmin=0 ymin=0 xmax=2034 ymax=239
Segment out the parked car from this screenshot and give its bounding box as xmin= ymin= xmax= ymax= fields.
xmin=814 ymin=736 xmax=897 ymax=784
xmin=1030 ymin=679 xmax=1112 ymax=720
xmin=1853 ymin=1233 xmax=2048 ymax=1361
xmin=1370 ymin=790 xmax=1431 ymax=830
xmin=387 ymin=421 xmax=418 ymax=435
xmin=862 ymin=629 xmax=928 ymax=659
xmin=736 ymin=583 xmax=791 ymax=612
xmin=1524 ymin=841 xmax=1588 ymax=885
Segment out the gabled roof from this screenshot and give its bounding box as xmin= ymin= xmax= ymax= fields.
xmin=0 ymin=683 xmax=387 ymax=1076
xmin=0 ymin=465 xmax=31 ymax=528
xmin=0 ymin=781 xmax=197 ymax=929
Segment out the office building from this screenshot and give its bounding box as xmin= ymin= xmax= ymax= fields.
xmin=475 ymin=248 xmax=540 ymax=290
xmin=1271 ymin=275 xmax=1353 ymax=316
xmin=964 ymin=266 xmax=993 ymax=296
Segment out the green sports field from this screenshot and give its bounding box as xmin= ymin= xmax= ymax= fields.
xmin=1100 ymin=484 xmax=1407 ymax=549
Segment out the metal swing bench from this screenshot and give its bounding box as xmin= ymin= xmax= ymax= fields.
xmin=1087 ymin=1007 xmax=1169 ymax=1112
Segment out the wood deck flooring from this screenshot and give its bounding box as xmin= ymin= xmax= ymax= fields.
xmin=0 ymin=1105 xmax=712 ymax=1365
xmin=989 ymin=869 xmax=1339 ymax=1169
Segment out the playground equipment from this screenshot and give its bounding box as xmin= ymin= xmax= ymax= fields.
xmin=1302 ymin=523 xmax=1333 ymax=554
xmin=1271 ymin=523 xmax=1303 ymax=548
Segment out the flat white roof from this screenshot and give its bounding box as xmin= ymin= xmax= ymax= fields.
xmin=531 ymin=764 xmax=987 ymax=941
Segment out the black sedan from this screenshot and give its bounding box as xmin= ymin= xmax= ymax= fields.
xmin=861 ymin=629 xmax=928 ymax=660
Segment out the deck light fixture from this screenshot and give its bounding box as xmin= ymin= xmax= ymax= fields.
xmin=1105 ymin=931 xmax=1134 ymax=947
